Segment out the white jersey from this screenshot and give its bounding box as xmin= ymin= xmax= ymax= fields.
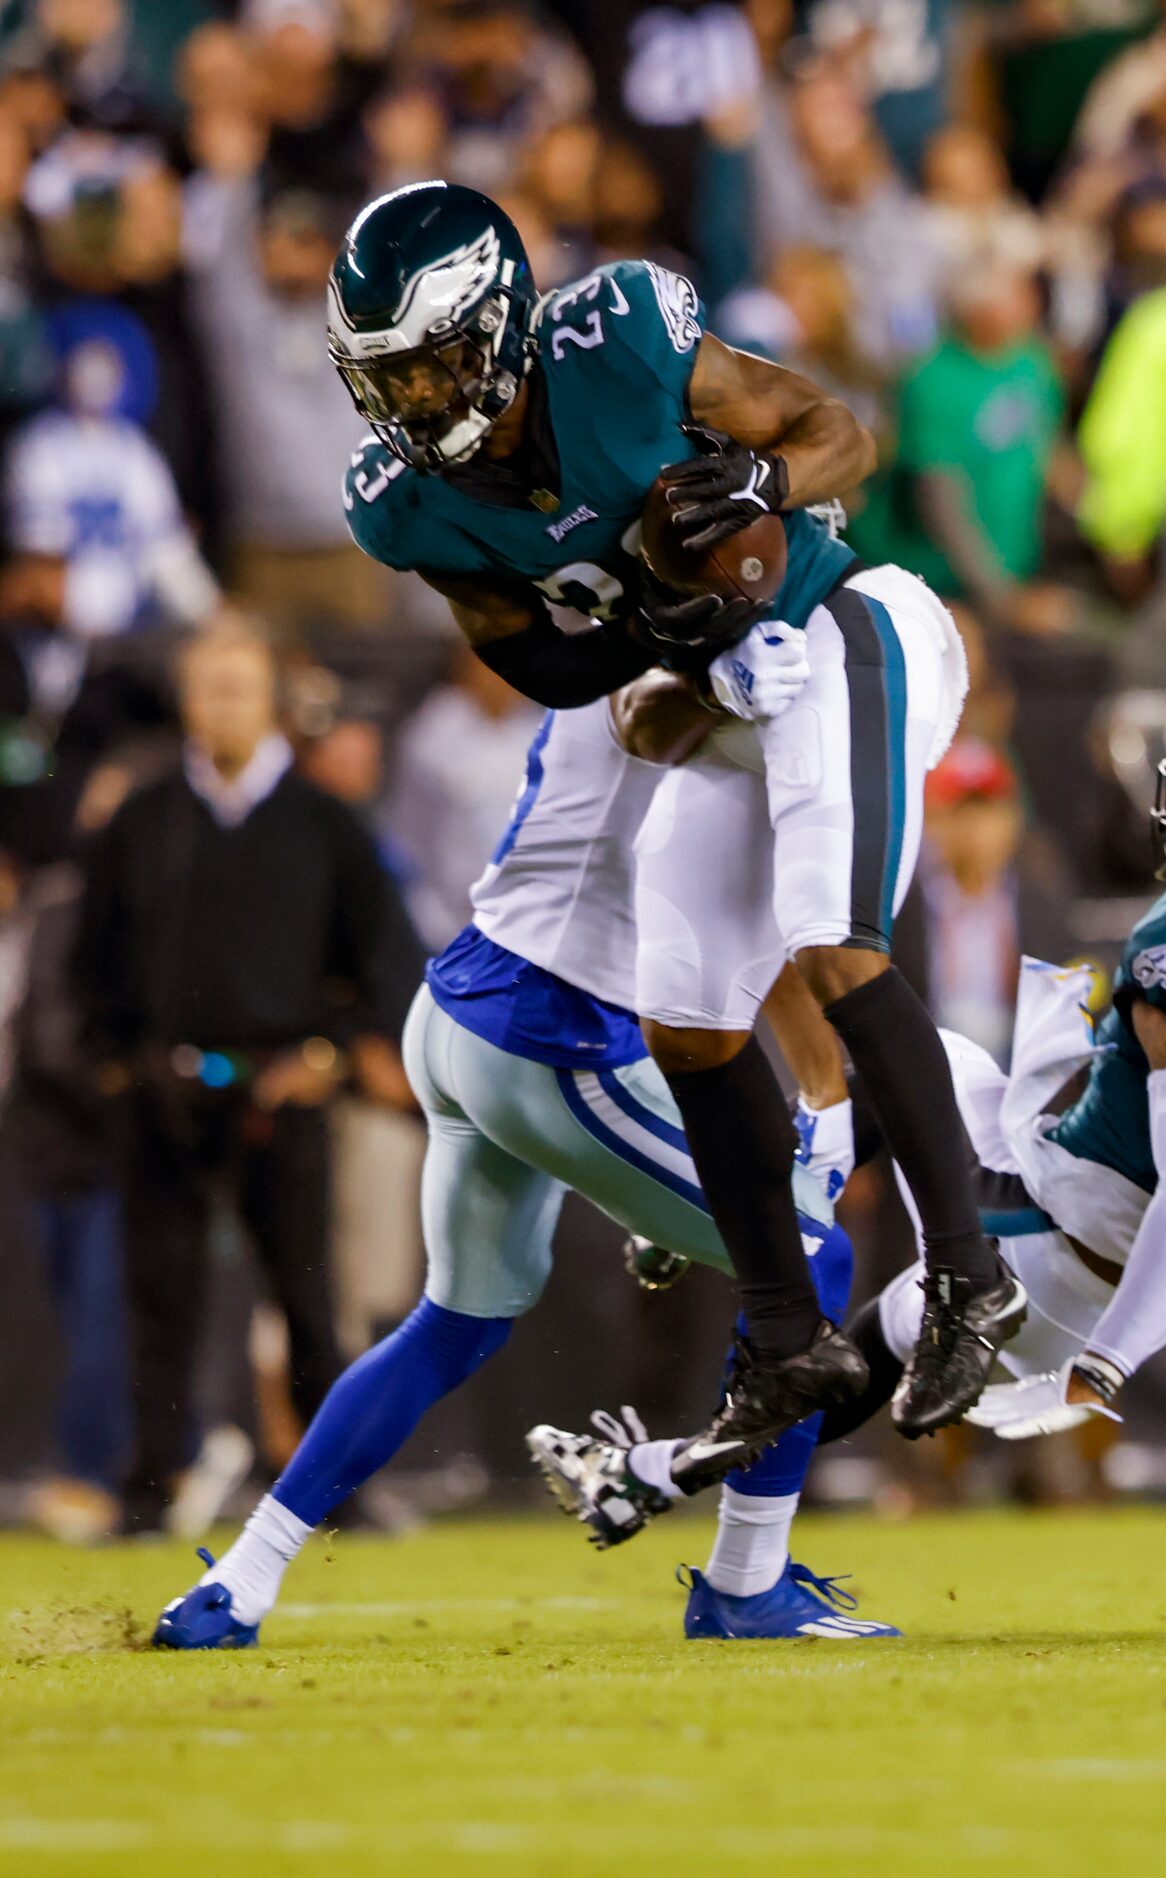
xmin=6 ymin=411 xmax=216 ymax=639
xmin=470 ymin=701 xmax=661 ymax=1009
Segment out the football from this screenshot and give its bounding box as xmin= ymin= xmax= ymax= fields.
xmin=639 ymin=470 xmax=788 ymax=605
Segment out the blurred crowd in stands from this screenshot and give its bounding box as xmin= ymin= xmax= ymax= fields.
xmin=2 ymin=0 xmax=1166 ymax=1539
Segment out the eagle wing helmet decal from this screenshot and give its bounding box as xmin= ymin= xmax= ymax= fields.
xmin=398 ymin=226 xmax=502 ymax=342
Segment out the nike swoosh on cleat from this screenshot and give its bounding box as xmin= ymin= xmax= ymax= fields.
xmin=682 ymin=1440 xmax=745 ymax=1464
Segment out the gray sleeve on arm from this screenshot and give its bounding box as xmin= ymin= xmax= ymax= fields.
xmin=916 ymin=471 xmax=1013 ymax=615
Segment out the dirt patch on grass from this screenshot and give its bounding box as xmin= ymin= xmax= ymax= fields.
xmin=7 ymin=1601 xmax=148 ymax=1659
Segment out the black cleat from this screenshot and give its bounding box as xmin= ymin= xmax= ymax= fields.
xmin=891 ymin=1262 xmax=1028 ymax=1440
xmin=669 ymin=1320 xmax=870 ymax=1496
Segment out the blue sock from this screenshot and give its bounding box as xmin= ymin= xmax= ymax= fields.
xmin=727 ymin=1217 xmax=854 ymax=1499
xmin=274 ymin=1298 xmax=512 ymax=1527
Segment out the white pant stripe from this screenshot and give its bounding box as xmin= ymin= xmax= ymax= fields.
xmin=571 ymin=1070 xmax=702 ymax=1191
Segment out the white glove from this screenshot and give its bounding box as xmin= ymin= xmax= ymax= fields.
xmin=964 ymin=1360 xmax=1122 ymax=1441
xmin=707 ymin=620 xmax=811 ymax=722
xmin=589 ymin=1405 xmax=649 ymax=1447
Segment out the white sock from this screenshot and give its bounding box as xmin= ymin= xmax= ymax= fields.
xmin=627 ymin=1438 xmax=685 ymax=1501
xmin=199 ymin=1493 xmax=314 ymax=1626
xmin=796 ymin=1094 xmax=855 ymax=1201
xmin=704 ymin=1487 xmax=799 ymax=1597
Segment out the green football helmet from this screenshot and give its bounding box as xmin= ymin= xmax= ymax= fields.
xmin=327 ymin=180 xmax=538 ymax=473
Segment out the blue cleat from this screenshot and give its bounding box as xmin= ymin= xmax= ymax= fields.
xmin=680 ymin=1560 xmax=902 ymax=1641
xmin=152 ymin=1548 xmax=260 ymax=1651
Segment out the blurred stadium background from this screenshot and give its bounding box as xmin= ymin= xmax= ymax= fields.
xmin=1 ymin=0 xmax=1166 ymax=1550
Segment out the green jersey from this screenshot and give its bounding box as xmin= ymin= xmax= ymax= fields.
xmin=883 ymin=333 xmax=1063 ymax=595
xmin=343 ymin=260 xmax=855 ymax=635
xmin=1050 ymin=892 xmax=1166 ymax=1195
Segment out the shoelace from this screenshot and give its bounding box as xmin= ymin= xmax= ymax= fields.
xmin=789 ymin=1563 xmax=859 ymax=1612
xmin=672 ymin=1562 xmax=860 ymax=1610
xmin=913 ymin=1281 xmax=962 ymax=1372
xmin=589 ymin=1405 xmax=649 ymax=1449
xmin=716 ymin=1332 xmax=755 ymax=1410
xmin=195 ymin=1546 xmax=231 ymax=1612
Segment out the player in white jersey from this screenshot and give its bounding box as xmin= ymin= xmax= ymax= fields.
xmin=153 ymin=685 xmax=900 ymax=1648
xmin=817 ymin=947 xmax=1166 ymax=1447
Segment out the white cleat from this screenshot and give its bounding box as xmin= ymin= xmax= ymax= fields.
xmin=526 ymin=1409 xmax=671 ymax=1550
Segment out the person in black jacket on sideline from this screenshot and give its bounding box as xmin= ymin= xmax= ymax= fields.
xmin=74 ymin=624 xmax=421 ymax=1533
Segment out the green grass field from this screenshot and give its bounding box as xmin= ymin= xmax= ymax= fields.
xmin=2 ymin=1508 xmax=1165 ymax=1876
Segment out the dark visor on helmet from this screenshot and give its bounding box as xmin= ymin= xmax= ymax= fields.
xmin=332 ymin=334 xmax=485 ymax=430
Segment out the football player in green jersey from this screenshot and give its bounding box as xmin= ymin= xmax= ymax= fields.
xmin=759 ymin=768 xmax=1166 ymax=1441
xmin=327 ymin=180 xmax=1022 ymax=1473
xmin=969 ymin=772 xmax=1166 ymax=1434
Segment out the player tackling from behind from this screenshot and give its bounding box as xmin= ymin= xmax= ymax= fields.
xmin=153 ymin=682 xmax=900 ymax=1645
xmin=329 ymin=182 xmax=1017 ymax=1462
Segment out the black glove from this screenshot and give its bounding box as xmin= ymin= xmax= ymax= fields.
xmin=634 ymin=564 xmax=763 ymax=666
xmin=661 ymin=425 xmax=789 ymax=551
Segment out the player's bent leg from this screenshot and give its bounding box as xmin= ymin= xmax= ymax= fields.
xmin=634 ymin=753 xmax=845 ymax=1374
xmin=530 ymin=1221 xmax=860 ymax=1542
xmin=154 ymin=1299 xmax=514 ymax=1650
xmin=439 ymin=1018 xmax=735 ymax=1276
xmin=641 ymin=1020 xmax=823 ymax=1345
xmin=767 ymin=580 xmax=1020 ymax=1435
xmin=677 ymin=1218 xmax=893 ymax=1639
xmin=155 ymin=1025 xmax=564 ymax=1650
xmin=634 ymin=1031 xmax=869 ymax=1485
xmin=485 ymin=1025 xmax=871 ymax=1488
xmin=630 ymin=751 xmax=871 ymax=1466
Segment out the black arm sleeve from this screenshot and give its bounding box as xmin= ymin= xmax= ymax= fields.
xmin=474 ymin=618 xmax=654 ymax=708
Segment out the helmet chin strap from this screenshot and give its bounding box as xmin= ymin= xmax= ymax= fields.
xmin=399 ymin=331 xmax=529 ymax=471
xmin=433 ymin=405 xmax=496 ymax=465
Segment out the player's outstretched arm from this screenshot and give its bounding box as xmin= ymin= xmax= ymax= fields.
xmin=420 ymin=569 xmax=655 ymax=710
xmin=1069 ymin=999 xmax=1166 ymax=1396
xmin=687 ymin=334 xmax=877 ymax=511
xmin=977 ymin=996 xmax=1166 ymax=1439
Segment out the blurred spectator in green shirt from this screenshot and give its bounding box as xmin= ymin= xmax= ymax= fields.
xmin=858 ymin=259 xmax=1072 ymax=634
